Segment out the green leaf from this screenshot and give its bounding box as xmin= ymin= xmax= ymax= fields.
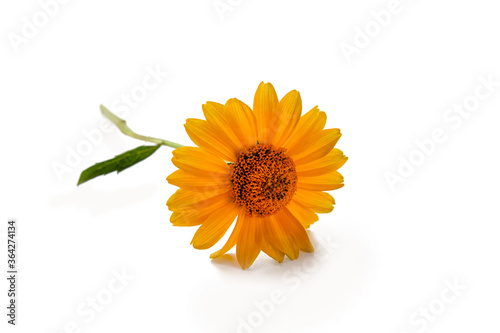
xmin=77 ymin=145 xmax=161 ymax=185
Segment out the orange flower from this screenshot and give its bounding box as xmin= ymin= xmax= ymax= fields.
xmin=167 ymin=82 xmax=347 ymax=269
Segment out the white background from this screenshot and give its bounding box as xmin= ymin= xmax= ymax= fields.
xmin=1 ymin=0 xmax=499 ymax=332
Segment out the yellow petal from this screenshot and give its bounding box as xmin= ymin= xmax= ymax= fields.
xmin=169 ymin=191 xmax=231 ymax=226
xmin=253 ymin=82 xmax=279 ymax=144
xmin=271 ymin=90 xmax=302 ymax=147
xmin=282 ymin=107 xmax=327 ymax=152
xmin=210 ymin=209 xmax=245 ymax=258
xmin=224 ymin=98 xmax=258 ymax=148
xmin=291 ymin=129 xmax=341 ymax=164
xmin=296 ymin=148 xmax=347 ymax=177
xmin=172 ymin=146 xmax=230 ymax=175
xmin=293 ymin=190 xmax=335 ymax=214
xmin=280 ymin=208 xmax=314 ymax=253
xmin=272 ymin=90 xmax=302 ymax=146
xmin=167 ymin=188 xmax=230 ymax=211
xmin=170 ymin=211 xmax=206 ymax=227
xmin=167 ymin=169 xmax=230 ymax=189
xmin=184 ymin=118 xmax=237 ymax=162
xmin=191 ymin=200 xmax=240 ymax=249
xmin=297 ymin=171 xmax=345 ymax=191
xmin=236 ymin=214 xmax=262 ymax=269
xmin=264 ymin=213 xmax=299 ymax=260
xmin=286 ymin=199 xmax=319 ymax=229
xmin=260 ymin=216 xmax=285 ymax=263
xmin=202 ymin=102 xmax=243 ymax=152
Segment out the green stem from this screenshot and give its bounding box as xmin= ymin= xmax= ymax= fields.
xmin=100 ymin=105 xmax=184 ymax=149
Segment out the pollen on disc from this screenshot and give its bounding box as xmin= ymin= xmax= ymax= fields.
xmin=229 ymin=144 xmax=297 ymax=217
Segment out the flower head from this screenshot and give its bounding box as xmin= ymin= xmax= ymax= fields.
xmin=167 ymin=82 xmax=347 ymax=269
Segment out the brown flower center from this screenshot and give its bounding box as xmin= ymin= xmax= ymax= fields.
xmin=229 ymin=144 xmax=297 ymax=217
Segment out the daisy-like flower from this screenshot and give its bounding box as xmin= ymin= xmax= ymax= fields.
xmin=167 ymin=82 xmax=347 ymax=269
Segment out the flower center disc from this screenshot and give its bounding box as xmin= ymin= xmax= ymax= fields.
xmin=230 ymin=144 xmax=297 ymax=217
